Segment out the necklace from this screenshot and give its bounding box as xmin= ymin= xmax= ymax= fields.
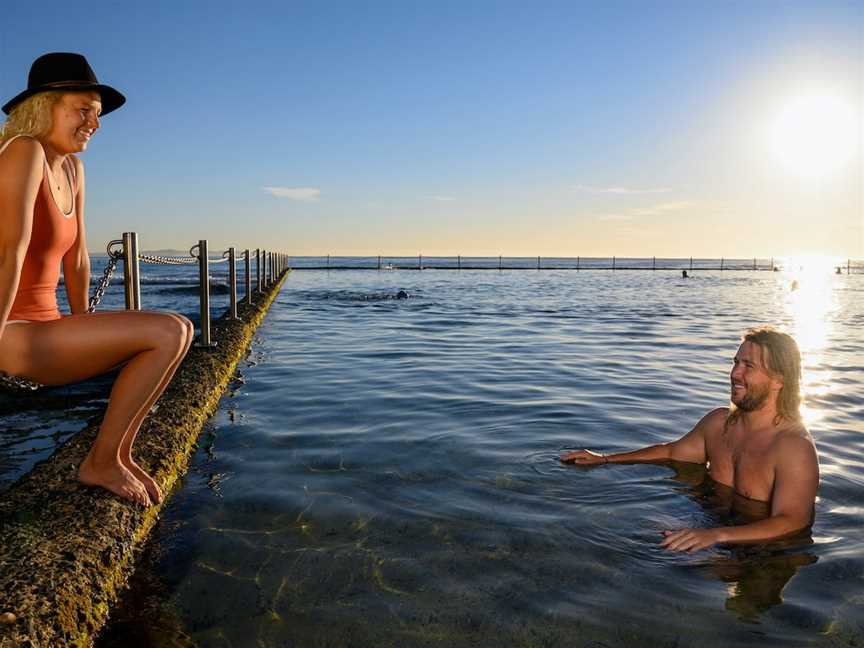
xmin=48 ymin=162 xmax=66 ymax=193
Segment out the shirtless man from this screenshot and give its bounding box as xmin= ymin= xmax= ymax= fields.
xmin=561 ymin=326 xmax=819 ymax=552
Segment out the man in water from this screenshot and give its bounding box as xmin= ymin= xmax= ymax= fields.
xmin=561 ymin=326 xmax=818 ymax=552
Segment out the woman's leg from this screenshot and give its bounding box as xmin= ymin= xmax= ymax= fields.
xmin=0 ymin=311 xmax=193 ymax=506
xmin=117 ymin=313 xmax=194 ymax=503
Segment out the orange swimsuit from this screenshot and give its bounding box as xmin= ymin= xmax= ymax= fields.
xmin=2 ymin=136 xmax=78 ymax=321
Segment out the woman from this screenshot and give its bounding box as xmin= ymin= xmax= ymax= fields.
xmin=0 ymin=53 xmax=193 ymax=507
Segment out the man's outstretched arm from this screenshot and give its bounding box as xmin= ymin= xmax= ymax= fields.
xmin=560 ymin=408 xmax=725 ymax=466
xmin=661 ymin=434 xmax=819 ymax=552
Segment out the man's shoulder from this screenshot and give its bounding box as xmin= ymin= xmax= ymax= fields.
xmin=774 ymin=422 xmax=815 ymax=450
xmin=772 ymin=422 xmax=818 ymax=468
xmin=699 ymin=407 xmax=730 ymax=435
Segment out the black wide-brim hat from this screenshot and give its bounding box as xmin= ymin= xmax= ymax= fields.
xmin=2 ymin=52 xmax=125 ymax=116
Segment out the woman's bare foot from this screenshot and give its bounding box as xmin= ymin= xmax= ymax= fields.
xmin=78 ymin=455 xmax=151 ymax=507
xmin=122 ymin=457 xmax=163 ymax=504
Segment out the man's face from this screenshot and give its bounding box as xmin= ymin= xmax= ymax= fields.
xmin=730 ymin=341 xmax=783 ymax=412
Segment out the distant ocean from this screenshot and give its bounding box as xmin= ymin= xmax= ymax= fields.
xmin=2 ymin=259 xmax=862 ymax=646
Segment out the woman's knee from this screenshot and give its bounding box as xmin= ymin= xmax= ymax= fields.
xmin=166 ymin=313 xmax=195 ymax=350
xmin=147 ymin=313 xmax=192 ymax=358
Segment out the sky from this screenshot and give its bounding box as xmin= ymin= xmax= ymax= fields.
xmin=2 ymin=1 xmax=862 ymax=258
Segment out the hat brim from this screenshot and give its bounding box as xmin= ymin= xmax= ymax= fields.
xmin=2 ymin=83 xmax=126 ymax=116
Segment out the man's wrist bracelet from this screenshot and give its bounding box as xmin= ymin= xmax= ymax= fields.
xmin=603 ymin=454 xmax=608 ymax=464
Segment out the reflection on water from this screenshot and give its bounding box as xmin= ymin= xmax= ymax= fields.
xmin=89 ymin=269 xmax=863 ymax=647
xmin=781 ymin=264 xmax=838 ymax=428
xmin=714 ymin=549 xmax=818 ymax=624
xmin=666 ymin=463 xmax=819 ymax=623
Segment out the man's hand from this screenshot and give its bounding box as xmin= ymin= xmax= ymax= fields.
xmin=560 ymin=449 xmax=606 ymax=465
xmin=660 ymin=527 xmax=722 ymax=552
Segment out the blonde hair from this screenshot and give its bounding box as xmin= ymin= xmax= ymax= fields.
xmin=0 ymin=91 xmax=62 ymax=145
xmin=729 ymin=326 xmax=803 ymax=425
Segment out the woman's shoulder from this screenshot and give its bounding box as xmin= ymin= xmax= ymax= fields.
xmin=0 ymin=135 xmax=45 ymax=167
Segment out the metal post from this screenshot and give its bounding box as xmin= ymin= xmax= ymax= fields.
xmin=327 ymin=254 xmax=330 ymax=271
xmin=228 ymin=247 xmax=240 ymax=320
xmin=577 ymin=256 xmax=580 ymax=271
xmin=537 ymin=256 xmax=540 ymax=270
xmin=770 ymin=257 xmax=774 ymax=271
xmin=419 ymin=254 xmax=422 ymax=270
xmin=499 ymin=255 xmax=502 ymax=271
xmin=121 ymin=231 xmax=142 ymax=310
xmin=847 ymin=259 xmax=851 ymax=274
xmin=652 ymin=256 xmax=656 ymax=271
xmin=256 ymin=248 xmax=262 ymax=292
xmin=377 ymin=255 xmax=381 ymax=271
xmin=690 ymin=256 xmax=693 ymax=271
xmin=753 ymin=257 xmax=756 ymax=271
xmin=244 ymin=249 xmax=251 ymax=305
xmin=613 ymin=256 xmax=616 ymax=271
xmin=458 ymin=255 xmax=461 ymax=271
xmin=193 ymin=240 xmax=216 ymax=348
xmin=721 ymin=257 xmax=725 ymax=271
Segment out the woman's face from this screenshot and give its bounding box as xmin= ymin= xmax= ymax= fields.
xmin=46 ymin=91 xmax=102 ymax=154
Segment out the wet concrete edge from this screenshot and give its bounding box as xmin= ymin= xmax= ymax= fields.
xmin=0 ymin=271 xmax=288 ymax=648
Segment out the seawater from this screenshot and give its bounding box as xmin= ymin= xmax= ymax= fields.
xmin=1 ymin=260 xmax=862 ymax=646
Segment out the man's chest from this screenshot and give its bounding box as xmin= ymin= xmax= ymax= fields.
xmin=706 ymin=432 xmax=776 ymax=502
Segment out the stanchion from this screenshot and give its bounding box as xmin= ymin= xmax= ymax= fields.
xmin=244 ymin=249 xmax=251 ymax=305
xmin=192 ymin=240 xmax=216 ymax=348
xmin=228 ymin=247 xmax=240 ymax=320
xmin=256 ymin=248 xmax=262 ymax=291
xmin=122 ymin=231 xmax=142 ymax=310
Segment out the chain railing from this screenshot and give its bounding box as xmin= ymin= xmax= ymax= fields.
xmin=138 ymin=253 xmax=197 ymax=265
xmin=1 ymin=234 xmax=290 ymax=392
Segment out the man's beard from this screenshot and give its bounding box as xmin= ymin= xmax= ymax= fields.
xmin=731 ymin=382 xmax=771 ymax=412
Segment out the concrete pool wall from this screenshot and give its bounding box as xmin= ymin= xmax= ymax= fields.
xmin=0 ymin=270 xmax=287 ymax=648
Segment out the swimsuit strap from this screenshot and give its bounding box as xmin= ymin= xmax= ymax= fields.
xmin=64 ymin=156 xmax=78 ymax=195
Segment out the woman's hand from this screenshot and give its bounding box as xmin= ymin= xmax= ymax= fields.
xmin=560 ymin=449 xmax=607 ymax=465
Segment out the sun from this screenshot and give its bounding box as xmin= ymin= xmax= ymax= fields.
xmin=768 ymin=92 xmax=858 ymax=179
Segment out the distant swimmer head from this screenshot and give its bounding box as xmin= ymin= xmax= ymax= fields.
xmin=682 ymin=270 xmax=689 ymax=279
xmin=790 ymin=280 xmax=799 ymax=291
xmin=396 ymin=290 xmax=410 ymax=299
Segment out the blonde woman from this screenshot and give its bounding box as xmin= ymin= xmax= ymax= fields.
xmin=0 ymin=53 xmax=193 ymax=507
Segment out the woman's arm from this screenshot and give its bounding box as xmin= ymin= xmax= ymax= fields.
xmin=62 ymin=157 xmax=90 ymax=314
xmin=0 ymin=138 xmax=44 ymax=340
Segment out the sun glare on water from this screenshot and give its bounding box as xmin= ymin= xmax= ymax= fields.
xmin=769 ymin=92 xmax=858 ymax=180
xmin=780 ymin=254 xmax=843 ymax=428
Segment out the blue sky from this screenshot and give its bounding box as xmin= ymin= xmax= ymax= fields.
xmin=2 ymin=1 xmax=861 ymax=258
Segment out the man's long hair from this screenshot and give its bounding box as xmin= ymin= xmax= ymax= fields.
xmin=729 ymin=326 xmax=802 ymax=425
xmin=0 ymin=92 xmax=61 ymax=146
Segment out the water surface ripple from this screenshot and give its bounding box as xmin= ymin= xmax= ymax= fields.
xmin=91 ymin=269 xmax=862 ymax=646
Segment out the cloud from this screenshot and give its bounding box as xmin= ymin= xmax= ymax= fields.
xmin=262 ymin=187 xmax=321 ymax=202
xmin=426 ymin=195 xmax=455 ymax=202
xmin=575 ymin=184 xmax=672 ymax=195
xmin=629 ymin=201 xmax=693 ymax=217
xmin=596 ymin=201 xmax=694 ymax=221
